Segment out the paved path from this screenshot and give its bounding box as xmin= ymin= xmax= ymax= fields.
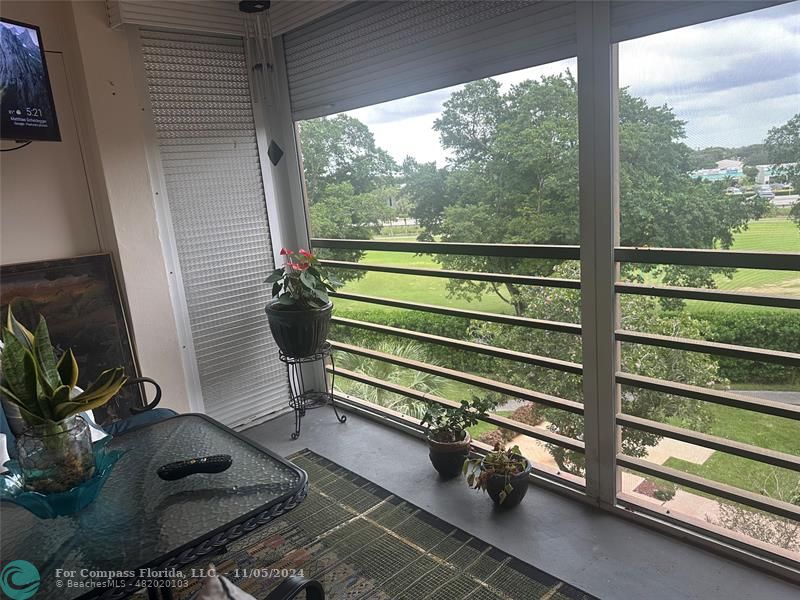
xmin=734 ymin=390 xmax=800 ymax=406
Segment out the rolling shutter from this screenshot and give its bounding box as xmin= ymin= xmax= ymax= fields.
xmin=283 ymin=0 xmax=578 ymax=120
xmin=139 ymin=29 xmax=288 ymax=428
xmin=610 ymin=0 xmax=789 ymax=43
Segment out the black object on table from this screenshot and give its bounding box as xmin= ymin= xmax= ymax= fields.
xmin=0 ymin=413 xmax=323 ymax=599
xmin=278 ymin=342 xmax=346 ymax=440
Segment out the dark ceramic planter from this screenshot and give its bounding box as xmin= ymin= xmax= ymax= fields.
xmin=483 ymin=456 xmax=532 ymax=508
xmin=265 ymin=300 xmax=332 ymax=358
xmin=428 ymin=431 xmax=471 ymax=479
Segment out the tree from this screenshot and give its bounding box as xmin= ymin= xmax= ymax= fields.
xmin=413 ymin=73 xmax=767 ymax=315
xmin=299 ymin=115 xmax=398 ymax=204
xmin=477 ymin=263 xmax=717 ymax=476
xmin=764 ymin=113 xmax=800 ymax=164
xmin=308 ymin=182 xmax=393 ymax=275
xmin=335 ymin=340 xmax=445 ymax=419
xmin=707 ymin=470 xmax=800 ymax=553
xmin=764 ymin=113 xmax=800 ymax=229
xmin=299 ymin=115 xmax=398 ymax=279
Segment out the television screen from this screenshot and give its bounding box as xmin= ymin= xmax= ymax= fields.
xmin=0 ymin=18 xmax=61 ymax=142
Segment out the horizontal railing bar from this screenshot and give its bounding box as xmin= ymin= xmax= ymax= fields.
xmin=617 ymin=454 xmax=800 ymax=521
xmin=616 ymin=372 xmax=800 ymax=421
xmin=331 ymin=291 xmax=582 ymax=335
xmin=617 ymin=414 xmax=800 ymax=472
xmin=329 ymin=340 xmax=584 ymax=415
xmin=615 ymin=282 xmax=800 ymax=310
xmin=332 ymin=366 xmax=585 ymax=453
xmin=334 ymin=316 xmax=583 ymax=374
xmin=312 ymin=238 xmax=580 ymax=259
xmin=615 ymin=247 xmax=800 ymax=271
xmin=616 ymin=330 xmax=800 ymax=368
xmin=319 ymin=259 xmax=581 ymax=289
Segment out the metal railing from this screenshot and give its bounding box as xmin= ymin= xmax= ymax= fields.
xmin=311 ymin=237 xmax=800 ymax=566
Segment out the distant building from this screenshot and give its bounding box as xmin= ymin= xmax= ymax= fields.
xmin=690 ymin=159 xmax=744 ymax=182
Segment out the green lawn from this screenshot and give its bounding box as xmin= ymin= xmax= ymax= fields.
xmin=686 ymin=218 xmax=800 ymax=313
xmin=664 ymin=404 xmax=800 ymax=499
xmin=333 ymin=236 xmax=514 ymax=314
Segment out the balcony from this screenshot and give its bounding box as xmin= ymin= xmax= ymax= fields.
xmin=1 ymin=0 xmax=798 ymax=597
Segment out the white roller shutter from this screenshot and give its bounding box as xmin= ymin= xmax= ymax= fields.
xmin=139 ymin=28 xmax=289 ymax=428
xmin=610 ymin=0 xmax=789 ymax=43
xmin=108 ymin=0 xmax=353 ymax=36
xmin=283 ymin=0 xmax=578 ymax=120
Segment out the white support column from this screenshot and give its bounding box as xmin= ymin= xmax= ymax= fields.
xmin=248 ymin=33 xmax=326 ymax=393
xmin=577 ymin=0 xmax=620 ymax=507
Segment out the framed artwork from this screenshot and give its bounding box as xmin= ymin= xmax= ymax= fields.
xmin=0 ymin=254 xmax=142 ymax=425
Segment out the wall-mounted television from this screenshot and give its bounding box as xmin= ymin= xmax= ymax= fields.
xmin=0 ymin=17 xmax=61 ymax=142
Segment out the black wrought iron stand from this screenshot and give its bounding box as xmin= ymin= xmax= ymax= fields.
xmin=279 ymin=342 xmax=346 ymax=440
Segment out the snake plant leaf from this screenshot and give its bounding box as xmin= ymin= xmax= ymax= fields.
xmin=5 ymin=308 xmax=34 ymax=352
xmin=33 ymin=316 xmax=60 ymax=392
xmin=55 ymin=369 xmax=127 ymax=420
xmin=0 ymin=331 xmax=37 ymax=407
xmin=56 ymin=348 xmax=79 ymax=390
xmin=10 ymin=397 xmax=48 ymax=427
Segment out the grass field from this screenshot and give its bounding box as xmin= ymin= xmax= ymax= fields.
xmin=336 ymin=218 xmax=799 ymax=315
xmin=664 ymin=404 xmax=799 ymax=499
xmin=709 ymin=217 xmax=800 ymax=297
xmin=333 ymin=236 xmax=514 ymax=314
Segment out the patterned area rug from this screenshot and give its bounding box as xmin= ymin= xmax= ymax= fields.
xmin=174 ymin=449 xmax=596 ymax=599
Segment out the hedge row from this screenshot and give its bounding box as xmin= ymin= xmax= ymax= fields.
xmin=691 ymin=308 xmax=800 ymax=385
xmin=333 ymin=305 xmax=800 ymax=386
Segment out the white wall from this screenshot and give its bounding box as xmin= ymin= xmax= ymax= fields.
xmin=0 ymin=1 xmax=191 ymax=414
xmin=0 ymin=1 xmax=100 ymax=263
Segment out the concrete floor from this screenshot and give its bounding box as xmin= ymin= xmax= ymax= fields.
xmin=244 ymin=406 xmax=798 ymax=600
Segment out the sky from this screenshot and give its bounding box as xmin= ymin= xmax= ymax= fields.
xmin=338 ymin=2 xmax=799 ymax=166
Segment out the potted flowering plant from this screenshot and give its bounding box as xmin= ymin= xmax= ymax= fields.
xmin=264 ymin=248 xmax=340 ymax=358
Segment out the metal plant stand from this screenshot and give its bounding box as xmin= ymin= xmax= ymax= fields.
xmin=279 ymin=342 xmax=346 ymax=440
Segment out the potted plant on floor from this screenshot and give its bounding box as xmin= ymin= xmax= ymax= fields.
xmin=264 ymin=248 xmax=340 ymax=358
xmin=0 ymin=309 xmax=128 ymax=493
xmin=421 ymin=397 xmax=495 ymax=479
xmin=464 ymin=444 xmax=532 ymax=508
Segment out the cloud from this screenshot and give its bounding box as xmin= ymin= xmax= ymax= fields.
xmin=334 ymin=2 xmax=799 ymax=164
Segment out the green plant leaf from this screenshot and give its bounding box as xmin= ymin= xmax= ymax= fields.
xmin=33 ymin=316 xmax=60 ymax=391
xmin=278 ymin=293 xmax=295 ymax=305
xmin=12 ymin=400 xmax=48 ymax=427
xmin=56 ymin=348 xmax=79 ymax=390
xmin=0 ymin=332 xmax=37 ymax=408
xmin=56 ymin=368 xmax=127 ymax=420
xmin=5 ymin=308 xmax=34 ymax=352
xmin=264 ymin=268 xmax=284 ymax=283
xmin=498 ymin=490 xmax=507 ymax=504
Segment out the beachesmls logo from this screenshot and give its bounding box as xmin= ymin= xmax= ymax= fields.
xmin=0 ymin=561 xmax=40 ymax=599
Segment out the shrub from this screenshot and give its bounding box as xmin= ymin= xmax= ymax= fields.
xmin=690 ymin=309 xmax=800 ymax=385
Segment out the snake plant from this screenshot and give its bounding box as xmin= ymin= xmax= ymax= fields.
xmin=0 ymin=308 xmax=128 ymax=427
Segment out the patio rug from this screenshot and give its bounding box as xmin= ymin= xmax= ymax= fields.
xmin=172 ymin=449 xmax=596 ymax=599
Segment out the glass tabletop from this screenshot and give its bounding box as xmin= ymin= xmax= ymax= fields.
xmin=0 ymin=414 xmax=305 ymax=599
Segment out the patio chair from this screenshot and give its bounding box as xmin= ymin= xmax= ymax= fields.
xmin=0 ymin=376 xmax=177 ymax=459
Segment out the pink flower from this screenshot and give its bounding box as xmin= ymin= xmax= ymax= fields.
xmin=298 ymin=249 xmax=314 ymax=259
xmin=294 ymin=261 xmax=310 ymax=271
xmin=280 ymin=248 xmax=293 ymax=256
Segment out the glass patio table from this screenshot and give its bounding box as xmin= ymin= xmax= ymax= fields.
xmin=0 ymin=414 xmax=308 ymax=599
